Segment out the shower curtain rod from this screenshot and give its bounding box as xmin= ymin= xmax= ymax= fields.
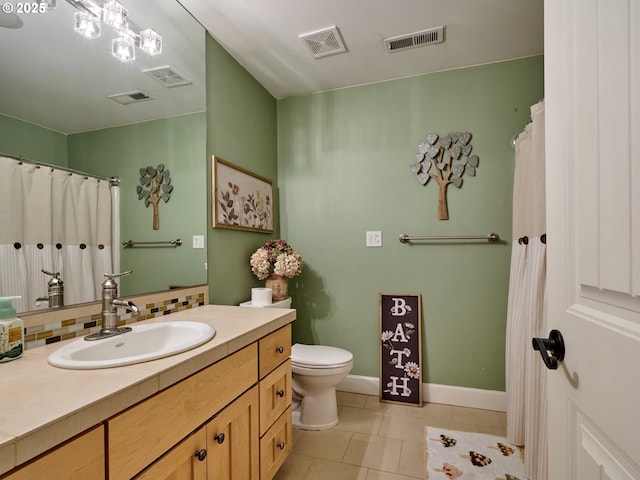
xmin=0 ymin=152 xmax=120 ymax=186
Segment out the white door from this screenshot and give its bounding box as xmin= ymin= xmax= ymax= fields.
xmin=544 ymin=0 xmax=640 ymax=478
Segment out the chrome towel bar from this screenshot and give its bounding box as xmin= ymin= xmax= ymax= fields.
xmin=122 ymin=239 xmax=182 ymax=248
xmin=399 ymin=233 xmax=499 ymax=244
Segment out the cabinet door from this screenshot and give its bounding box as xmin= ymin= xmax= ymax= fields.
xmin=259 ymin=407 xmax=292 ymax=480
xmin=1 ymin=426 xmax=104 ymax=480
xmin=135 ymin=428 xmax=207 ymax=480
xmin=206 ymin=386 xmax=259 ymax=480
xmin=259 ymin=359 xmax=291 ymax=436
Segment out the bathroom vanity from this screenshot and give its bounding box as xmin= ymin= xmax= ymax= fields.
xmin=0 ymin=305 xmax=294 ymax=480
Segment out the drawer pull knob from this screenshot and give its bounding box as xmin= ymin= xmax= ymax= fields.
xmin=194 ymin=449 xmax=207 ymax=461
xmin=277 ymin=442 xmax=285 ymax=450
xmin=214 ymin=433 xmax=225 ymax=444
xmin=276 ymin=346 xmax=284 ymax=354
xmin=276 ymin=389 xmax=285 ymax=398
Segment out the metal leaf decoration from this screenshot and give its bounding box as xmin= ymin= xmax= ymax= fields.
xmin=409 ymin=131 xmax=479 ymax=220
xmin=138 ymin=164 xmax=173 ymax=230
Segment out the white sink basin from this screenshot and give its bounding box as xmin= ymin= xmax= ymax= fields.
xmin=48 ymin=321 xmax=216 ymax=369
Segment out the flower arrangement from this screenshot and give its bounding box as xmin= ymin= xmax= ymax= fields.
xmin=250 ymin=240 xmax=304 ymax=280
xmin=250 ymin=239 xmax=304 ymax=280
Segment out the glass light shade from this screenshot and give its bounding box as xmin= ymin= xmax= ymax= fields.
xmin=112 ymin=36 xmax=135 ymax=62
xmin=74 ymin=12 xmax=101 ymax=39
xmin=38 ymin=0 xmax=57 ymax=10
xmin=102 ymin=0 xmax=128 ymax=31
xmin=139 ymin=28 xmax=162 ymax=56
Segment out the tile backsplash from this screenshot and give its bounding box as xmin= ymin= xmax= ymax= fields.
xmin=20 ymin=285 xmax=209 ymax=350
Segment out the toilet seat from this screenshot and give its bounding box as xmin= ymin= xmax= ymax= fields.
xmin=291 ymin=343 xmax=353 ymax=369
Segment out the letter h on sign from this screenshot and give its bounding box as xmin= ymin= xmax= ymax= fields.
xmin=379 ymin=294 xmax=422 ymax=406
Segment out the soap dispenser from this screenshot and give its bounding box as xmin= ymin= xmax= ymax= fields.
xmin=0 ymin=296 xmax=24 ymax=362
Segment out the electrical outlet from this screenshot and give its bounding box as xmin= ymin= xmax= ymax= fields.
xmin=192 ymin=235 xmax=205 ymax=249
xmin=366 ymin=231 xmax=383 ymax=247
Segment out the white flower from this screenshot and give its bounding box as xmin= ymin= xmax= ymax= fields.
xmin=404 ymin=362 xmax=420 ymax=379
xmin=381 ymin=331 xmax=394 ymax=342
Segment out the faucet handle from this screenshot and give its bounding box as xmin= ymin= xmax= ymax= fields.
xmin=42 ymin=269 xmax=61 ymax=278
xmin=104 ymin=271 xmax=133 ymax=279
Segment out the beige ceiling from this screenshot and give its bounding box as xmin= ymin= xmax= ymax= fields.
xmin=0 ymin=0 xmax=543 ymax=135
xmin=180 ymin=0 xmax=544 ymax=99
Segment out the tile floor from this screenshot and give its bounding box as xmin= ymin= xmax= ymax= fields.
xmin=274 ymin=392 xmax=507 ymax=480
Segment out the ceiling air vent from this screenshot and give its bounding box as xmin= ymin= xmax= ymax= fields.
xmin=143 ymin=66 xmax=191 ymax=88
xmin=299 ymin=26 xmax=346 ymax=59
xmin=107 ymin=91 xmax=154 ymax=105
xmin=384 ymin=26 xmax=445 ymax=53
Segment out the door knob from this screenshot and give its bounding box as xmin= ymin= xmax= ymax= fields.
xmin=532 ymin=329 xmax=565 ymax=370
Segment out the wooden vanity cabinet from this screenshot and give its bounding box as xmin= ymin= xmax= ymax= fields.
xmin=108 ymin=344 xmax=257 ymax=480
xmin=135 ymin=387 xmax=259 ymax=480
xmin=258 ymin=325 xmax=292 ymax=480
xmin=0 ymin=425 xmax=105 ymax=480
xmin=109 ymin=324 xmax=293 ymax=480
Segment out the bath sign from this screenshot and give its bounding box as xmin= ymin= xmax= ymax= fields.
xmin=379 ymin=293 xmax=422 ymax=406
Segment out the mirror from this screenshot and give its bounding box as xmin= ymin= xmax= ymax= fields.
xmin=0 ymin=0 xmax=207 ymax=314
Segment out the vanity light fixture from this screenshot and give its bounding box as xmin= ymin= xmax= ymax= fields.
xmin=139 ymin=28 xmax=162 ymax=56
xmin=102 ymin=0 xmax=128 ymax=30
xmin=112 ymin=35 xmax=135 ymax=62
xmin=74 ymin=11 xmax=101 ymax=39
xmin=37 ymin=0 xmax=57 ymax=10
xmin=66 ymin=0 xmax=162 ymax=63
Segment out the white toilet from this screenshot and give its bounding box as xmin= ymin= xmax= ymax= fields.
xmin=291 ymin=343 xmax=354 ymax=430
xmin=239 ymin=296 xmax=354 ymax=430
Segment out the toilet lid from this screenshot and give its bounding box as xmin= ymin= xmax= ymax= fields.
xmin=291 ymin=343 xmax=353 ymax=368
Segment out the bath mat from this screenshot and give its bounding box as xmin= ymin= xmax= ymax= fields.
xmin=424 ymin=427 xmax=525 ymax=479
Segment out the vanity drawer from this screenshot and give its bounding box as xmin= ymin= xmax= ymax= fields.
xmin=259 ymin=407 xmax=292 ymax=480
xmin=108 ymin=343 xmax=257 ymax=480
xmin=258 ymin=324 xmax=291 ymax=379
xmin=0 ymin=426 xmax=104 ymax=480
xmin=259 ymin=359 xmax=291 ymax=436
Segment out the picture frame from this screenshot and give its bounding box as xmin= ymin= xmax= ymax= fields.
xmin=379 ymin=293 xmax=423 ymax=406
xmin=211 ymin=155 xmax=274 ymax=233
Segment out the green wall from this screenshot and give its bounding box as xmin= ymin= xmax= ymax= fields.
xmin=67 ymin=113 xmax=208 ymax=296
xmin=276 ymin=56 xmax=544 ymax=391
xmin=205 ymin=35 xmax=278 ymax=305
xmin=0 ymin=113 xmax=68 ymax=165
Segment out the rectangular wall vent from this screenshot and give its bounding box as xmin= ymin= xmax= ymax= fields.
xmin=143 ymin=66 xmax=191 ymax=88
xmin=384 ymin=26 xmax=445 ymax=53
xmin=299 ymin=26 xmax=346 ymax=59
xmin=107 ymin=91 xmax=153 ymax=105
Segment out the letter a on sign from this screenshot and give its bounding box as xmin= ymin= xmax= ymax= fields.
xmin=379 ymin=293 xmax=422 ymax=406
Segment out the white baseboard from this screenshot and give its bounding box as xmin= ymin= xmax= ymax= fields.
xmin=337 ymin=375 xmax=506 ymax=412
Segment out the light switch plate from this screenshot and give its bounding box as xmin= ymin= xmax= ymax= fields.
xmin=366 ymin=231 xmax=383 ymax=247
xmin=192 ymin=235 xmax=205 ymax=249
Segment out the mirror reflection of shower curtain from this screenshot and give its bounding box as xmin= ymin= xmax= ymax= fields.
xmin=505 ymin=100 xmax=547 ymax=480
xmin=0 ymin=156 xmax=114 ymax=313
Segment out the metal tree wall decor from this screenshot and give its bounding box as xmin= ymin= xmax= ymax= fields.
xmin=410 ymin=131 xmax=479 ymax=220
xmin=137 ymin=164 xmax=173 ymax=230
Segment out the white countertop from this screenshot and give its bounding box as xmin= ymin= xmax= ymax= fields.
xmin=0 ymin=304 xmax=296 ymax=475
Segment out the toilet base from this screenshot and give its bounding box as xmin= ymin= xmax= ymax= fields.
xmin=292 ymin=407 xmax=339 ymax=431
xmin=291 ymin=390 xmax=340 ymax=430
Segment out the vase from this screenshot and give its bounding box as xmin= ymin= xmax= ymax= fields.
xmin=265 ymin=274 xmax=288 ymax=301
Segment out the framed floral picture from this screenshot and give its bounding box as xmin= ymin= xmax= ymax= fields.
xmin=212 ymin=155 xmax=274 ymax=233
xmin=379 ymin=293 xmax=423 ymax=406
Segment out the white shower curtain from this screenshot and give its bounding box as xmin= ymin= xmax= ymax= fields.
xmin=0 ymin=156 xmax=115 ymax=313
xmin=505 ymin=100 xmax=547 ymax=480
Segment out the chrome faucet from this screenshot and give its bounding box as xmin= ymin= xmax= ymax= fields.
xmin=36 ymin=269 xmax=64 ymax=308
xmin=85 ymin=271 xmax=139 ymax=341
